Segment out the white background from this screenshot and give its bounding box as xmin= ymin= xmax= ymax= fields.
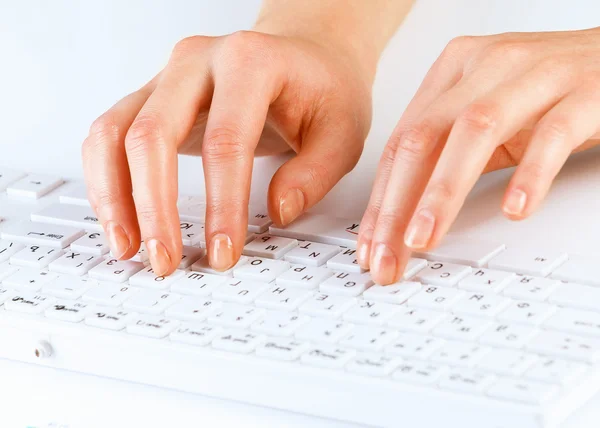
xmin=2 ymin=0 xmax=600 ymax=427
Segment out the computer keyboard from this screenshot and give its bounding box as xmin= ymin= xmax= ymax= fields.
xmin=0 ymin=168 xmax=599 ymax=428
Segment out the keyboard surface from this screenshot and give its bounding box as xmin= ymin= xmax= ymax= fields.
xmin=0 ymin=168 xmax=600 ymax=428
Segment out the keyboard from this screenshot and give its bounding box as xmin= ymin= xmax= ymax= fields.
xmin=0 ymin=168 xmax=600 ymax=428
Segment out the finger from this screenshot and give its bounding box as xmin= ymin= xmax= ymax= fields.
xmin=203 ymin=35 xmax=284 ymax=271
xmin=82 ymin=82 xmax=155 ymax=260
xmin=267 ymin=109 xmax=365 ymax=226
xmin=405 ymin=63 xmax=575 ymax=252
xmin=503 ymin=85 xmax=600 ymax=219
xmin=125 ymin=36 xmax=213 ymax=276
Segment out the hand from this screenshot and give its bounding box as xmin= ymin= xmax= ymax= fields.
xmin=358 ymin=27 xmax=600 ymax=285
xmin=82 ymin=30 xmax=373 ymax=276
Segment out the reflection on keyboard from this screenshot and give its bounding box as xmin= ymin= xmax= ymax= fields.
xmin=1 ymin=168 xmax=600 ymax=427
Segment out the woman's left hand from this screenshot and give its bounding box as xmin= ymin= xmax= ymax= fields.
xmin=358 ymin=27 xmax=600 ymax=285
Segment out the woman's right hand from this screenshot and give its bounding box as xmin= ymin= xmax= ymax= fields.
xmin=82 ymin=29 xmax=375 ymax=276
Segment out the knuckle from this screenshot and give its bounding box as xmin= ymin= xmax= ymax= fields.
xmin=391 ymin=123 xmax=437 ymax=161
xmin=86 ymin=115 xmax=121 ymax=149
xmin=374 ymin=212 xmax=401 ymax=231
xmin=125 ymin=115 xmax=169 ymax=157
xmin=444 ymin=35 xmax=478 ymax=57
xmin=458 ymin=103 xmax=499 ymax=134
xmin=202 ymin=127 xmax=249 ymax=160
xmin=518 ymin=161 xmax=546 ymax=182
xmin=219 ymin=30 xmax=274 ymax=71
xmin=485 ymin=41 xmax=530 ymax=63
xmin=172 ymin=35 xmax=206 ymax=57
xmin=425 ymin=180 xmax=455 ymax=206
xmin=536 ymin=117 xmax=571 ymax=143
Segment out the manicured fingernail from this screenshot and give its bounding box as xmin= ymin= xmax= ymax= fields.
xmin=503 ymin=188 xmax=527 ymax=216
xmin=105 ymin=221 xmax=130 ymax=259
xmin=357 ymin=230 xmax=373 ymax=269
xmin=146 ymin=238 xmax=171 ymax=276
xmin=209 ymin=233 xmax=235 ymax=271
xmin=371 ymin=243 xmax=398 ymax=285
xmin=279 ymin=188 xmax=305 ymax=226
xmin=404 ymin=209 xmax=436 ymax=249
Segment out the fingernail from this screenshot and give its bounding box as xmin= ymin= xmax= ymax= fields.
xmin=357 ymin=229 xmax=373 ymax=269
xmin=279 ymin=188 xmax=305 ymax=226
xmin=371 ymin=243 xmax=398 ymax=285
xmin=146 ymin=238 xmax=172 ymax=276
xmin=209 ymin=233 xmax=235 ymax=271
xmin=503 ymin=188 xmax=527 ymax=216
xmin=404 ymin=209 xmax=436 ymax=249
xmin=105 ymin=221 xmax=130 ymax=259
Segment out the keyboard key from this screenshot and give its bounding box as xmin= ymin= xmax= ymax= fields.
xmin=548 ymin=283 xmax=600 ymax=312
xmin=58 ymin=183 xmax=90 ymax=206
xmin=438 ymin=369 xmax=496 ymax=394
xmin=497 ymin=300 xmax=556 ymax=326
xmin=458 ymin=268 xmax=515 ymax=293
xmin=392 ymin=361 xmax=447 ymax=385
xmin=362 ymin=281 xmax=421 ymax=305
xmin=301 ymin=345 xmax=356 ymax=369
xmin=5 ymin=291 xmax=54 ymax=314
xmin=270 ymin=213 xmax=360 ymax=248
xmin=525 ymin=357 xmax=588 ymax=386
xmin=476 ymin=349 xmax=538 ymax=376
xmin=256 ymin=337 xmax=309 ymax=361
xmin=418 ymin=238 xmax=505 ymax=267
xmin=384 ymin=333 xmax=444 ymax=359
xmin=123 ymin=290 xmax=181 ymax=315
xmin=452 ymin=292 xmax=511 ymax=318
xmin=487 ymin=379 xmax=559 ymax=405
xmin=82 ymin=283 xmax=139 ymax=306
xmin=479 ymin=323 xmax=539 ymax=349
xmin=527 ymin=331 xmax=600 ymax=363
xmin=433 ymin=315 xmax=492 ymax=341
xmin=128 ymin=266 xmax=185 ymax=289
xmin=164 ymin=297 xmax=222 ymax=322
xmin=118 ymin=243 xmax=147 ymax=263
xmin=10 ymin=245 xmax=63 ymax=268
xmin=0 ymin=285 xmax=13 ymax=305
xmin=342 ymin=300 xmax=401 ymax=326
xmin=251 ymin=310 xmax=309 ymax=336
xmin=407 ymin=286 xmax=464 ymax=311
xmin=1 ymin=221 xmax=85 ymax=248
xmin=171 ymin=271 xmax=227 ymax=296
xmin=169 ymin=322 xmax=222 ymax=346
xmin=0 ymin=168 xmax=26 ymax=191
xmin=347 ymin=353 xmax=403 ymax=377
xmin=551 ymin=254 xmax=600 ymax=287
xmin=247 ymin=206 xmax=272 ymax=233
xmin=319 ymin=271 xmax=373 ymax=297
xmin=275 ymin=265 xmax=332 ymax=289
xmin=45 ymin=300 xmax=94 ymax=322
xmin=254 ymin=285 xmax=313 ymax=311
xmin=208 ymin=303 xmax=264 ymax=328
xmin=0 ymin=261 xmax=18 ymax=281
xmin=212 ymin=278 xmax=270 ymax=304
xmin=6 ymin=174 xmax=63 ymax=199
xmin=283 ymin=241 xmax=340 ymax=266
xmin=430 ymin=342 xmax=490 ymax=368
xmin=0 ymin=240 xmax=25 ymax=263
xmin=177 ymin=195 xmax=205 ymax=223
xmin=179 ymin=221 xmax=205 ymax=246
xmin=416 ymin=261 xmax=472 ymax=287
xmin=326 ymin=248 xmax=364 ymax=273
xmin=70 ymin=232 xmax=109 ymax=256
xmin=340 ymin=326 xmax=398 ymax=351
xmin=48 ymin=251 xmax=103 ymax=276
xmin=488 ymin=248 xmax=568 ymax=276
xmin=212 ymin=329 xmax=265 ymax=354
xmin=402 ymin=258 xmax=429 ymax=280
xmin=387 ymin=307 xmax=447 ymax=333
xmin=31 ymin=203 xmax=101 ymax=232
xmin=127 ymin=315 xmax=180 ymax=339
xmin=85 ymin=307 xmax=137 ymax=331
xmin=42 ymin=276 xmax=94 ymax=299
xmin=3 ymin=268 xmax=58 ymax=291
xmin=88 ymin=258 xmax=144 ymax=283
xmin=178 ymin=246 xmax=205 ymax=269
xmin=233 ymin=257 xmax=290 ymax=282
xmin=299 ymin=293 xmax=356 ymax=318
xmin=545 ymin=308 xmax=600 ymax=338
xmin=243 ymin=234 xmax=297 ymax=259
xmin=295 ymin=318 xmax=353 ymax=344
xmin=502 ymin=276 xmax=560 ymax=302
xmin=191 ymin=255 xmax=248 ymax=276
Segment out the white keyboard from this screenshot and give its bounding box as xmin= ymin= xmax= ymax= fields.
xmin=0 ymin=169 xmax=600 ymax=428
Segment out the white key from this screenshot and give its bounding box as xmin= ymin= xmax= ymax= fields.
xmin=487 ymin=379 xmax=559 ymax=405
xmin=0 ymin=261 xmax=18 ymax=281
xmin=433 ymin=315 xmax=491 ymax=341
xmin=1 ymin=221 xmax=84 ymax=248
xmin=256 ymin=337 xmax=309 ymax=361
xmin=0 ymin=285 xmax=13 ymax=305
xmin=191 ymin=255 xmax=248 ymax=276
xmin=208 ymin=303 xmax=265 ymax=328
xmin=177 ymin=195 xmax=205 ymax=223
xmin=417 ymin=238 xmax=505 ymax=267
xmin=58 ymin=183 xmax=90 ymax=206
xmin=212 ymin=329 xmax=265 ymax=354
xmin=407 ymin=286 xmax=464 ymax=311
xmin=85 ymin=307 xmax=137 ymax=331
xmin=342 ymin=300 xmax=401 ymax=326
xmin=31 ymin=203 xmax=101 ymax=232
xmin=10 ymin=245 xmax=63 ymax=268
xmin=270 ymin=213 xmax=360 ymax=248
xmin=4 ymin=291 xmax=54 ymax=314
xmin=347 ymin=353 xmax=403 ymax=377
xmin=41 ymin=276 xmax=94 ymax=299
xmin=551 ymin=254 xmax=600 ymax=287
xmin=275 ymin=265 xmax=332 ymax=289
xmin=402 ymin=258 xmax=428 ymax=280
xmin=497 ymin=300 xmax=556 ymax=326
xmin=477 ymin=349 xmax=538 ymax=376
xmin=319 ymin=271 xmax=373 ymax=297
xmin=0 ymin=240 xmax=25 ymax=263
xmin=243 ymin=234 xmax=297 ymax=259
xmin=326 ymin=248 xmax=363 ymax=273
xmin=169 ymin=322 xmax=221 ymax=346
xmin=3 ymin=268 xmax=58 ymax=291
xmin=212 ymin=278 xmax=270 ymax=304
xmin=387 ymin=307 xmax=447 ymax=333
xmin=430 ymin=342 xmax=490 ymax=368
xmin=362 ymin=281 xmax=421 ymax=305
xmin=452 ymin=292 xmax=512 ymax=318
xmin=179 ymin=221 xmax=205 ymax=246
xmin=117 ymin=243 xmax=147 ymax=263
xmin=416 ymin=261 xmax=472 ymax=287
xmin=88 ymin=258 xmax=144 ymax=283
xmin=438 ymin=369 xmax=496 ymax=394
xmin=488 ymin=248 xmax=568 ymax=277
xmin=384 ymin=333 xmax=444 ymax=359
xmin=123 ymin=290 xmax=181 ymax=315
xmin=254 ymin=285 xmax=313 ymax=311
xmin=178 ymin=246 xmax=205 ymax=269
xmin=392 ymin=361 xmax=447 ymax=385
xmin=298 ymin=293 xmax=356 ymax=318
xmin=171 ymin=271 xmax=227 ymax=296
xmin=127 ymin=315 xmax=180 ymax=338
xmin=128 ymin=267 xmax=185 ymax=289
xmin=502 ymin=276 xmax=560 ymax=302
xmin=45 ymin=300 xmax=94 ymax=322
xmin=82 ymin=282 xmax=139 ymax=306
xmin=525 ymin=357 xmax=588 ymax=386
xmin=165 ymin=297 xmax=222 ymax=322
xmin=301 ymin=345 xmax=356 ymax=369
xmin=233 ymin=257 xmax=290 ymax=282
xmin=70 ymin=232 xmax=109 ymax=256
xmin=48 ymin=251 xmax=103 ymax=276
xmin=295 ymin=319 xmax=353 ymax=344
xmin=6 ymin=174 xmax=63 ymax=199
xmin=527 ymin=331 xmax=600 ymax=363
xmin=479 ymin=323 xmax=539 ymax=349
xmin=251 ymin=310 xmax=309 ymax=336
xmin=458 ymin=268 xmax=515 ymax=293
xmin=0 ymin=168 xmax=26 ymax=191
xmin=340 ymin=326 xmax=398 ymax=351
xmin=548 ymin=282 xmax=600 ymax=312
xmin=284 ymin=241 xmax=339 ymax=266
xmin=545 ymin=308 xmax=600 ymax=338
xmin=247 ymin=206 xmax=272 ymax=233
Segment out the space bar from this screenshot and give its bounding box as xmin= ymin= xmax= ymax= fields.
xmin=269 ymin=213 xmax=359 ymax=248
